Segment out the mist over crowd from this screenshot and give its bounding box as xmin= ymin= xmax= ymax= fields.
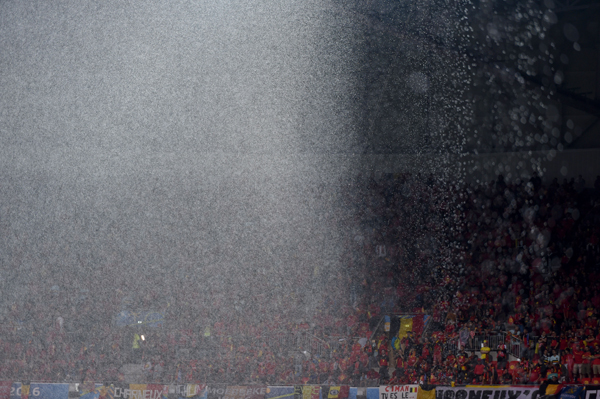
xmin=2 ymin=170 xmax=600 ymax=386
xmin=1 ymin=0 xmax=599 ymax=390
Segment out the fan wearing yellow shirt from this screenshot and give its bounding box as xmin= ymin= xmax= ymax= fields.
xmin=481 ymin=340 xmax=491 ymax=362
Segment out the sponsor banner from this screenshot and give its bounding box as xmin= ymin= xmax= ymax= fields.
xmin=585 ymin=387 xmax=600 ymax=399
xmin=380 ymin=386 xmax=419 ymax=399
xmin=27 ymin=384 xmax=68 ymax=399
xmin=9 ymin=383 xmax=23 ymax=399
xmin=11 ymin=384 xmax=69 ymax=399
xmin=168 ymin=385 xmax=207 ymax=399
xmin=265 ymin=387 xmax=293 ymax=399
xmin=435 ymin=386 xmax=541 ymax=399
xmin=0 ymin=386 xmax=557 ymax=399
xmin=112 ymin=385 xmax=167 ymax=399
xmin=206 ymin=386 xmax=267 ymax=399
xmin=105 ymin=385 xmax=129 ymax=399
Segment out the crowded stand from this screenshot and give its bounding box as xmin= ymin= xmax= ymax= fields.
xmin=2 ymin=173 xmax=600 ymax=387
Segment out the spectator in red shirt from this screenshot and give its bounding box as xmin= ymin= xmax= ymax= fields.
xmin=573 ymin=344 xmax=585 ymax=380
xmin=528 ymin=359 xmax=542 ymax=384
xmin=473 ymin=358 xmax=486 ymax=383
xmin=583 ymin=348 xmax=593 ymax=378
xmin=592 ymin=348 xmax=600 ymax=377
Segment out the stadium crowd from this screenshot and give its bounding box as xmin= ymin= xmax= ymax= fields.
xmin=2 ymin=173 xmax=600 ymax=387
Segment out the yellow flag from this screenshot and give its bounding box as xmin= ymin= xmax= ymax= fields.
xmin=417 ymin=388 xmax=435 ymax=399
xmin=546 ymin=386 xmax=561 ymax=395
xmin=328 ymin=387 xmax=341 ymax=399
xmin=398 ymin=317 xmax=413 ymax=339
